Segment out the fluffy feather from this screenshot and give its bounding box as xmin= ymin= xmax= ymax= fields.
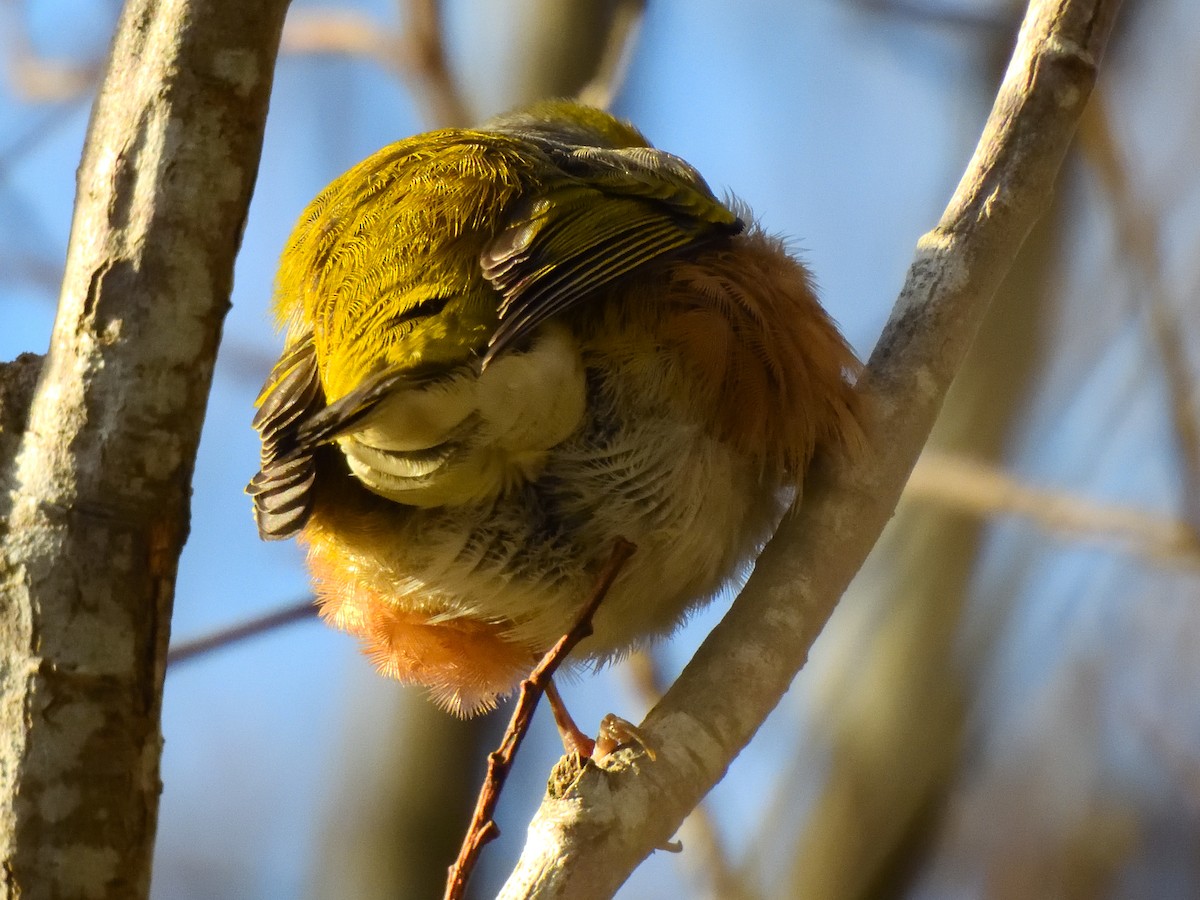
xmin=250 ymin=102 xmax=864 ymax=714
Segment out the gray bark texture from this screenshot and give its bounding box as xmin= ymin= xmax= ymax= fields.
xmin=0 ymin=2 xmax=288 ymax=897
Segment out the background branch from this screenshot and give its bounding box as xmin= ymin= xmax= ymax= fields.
xmin=575 ymin=0 xmax=646 ymax=111
xmin=497 ymin=1 xmax=1123 ymax=896
xmin=0 ymin=1 xmax=287 ymax=896
xmin=166 ymin=599 xmax=319 ymax=667
xmin=906 ymin=451 xmax=1200 ymax=568
xmin=280 ymin=1 xmax=471 ymax=129
xmin=1077 ymin=98 xmax=1200 ymax=530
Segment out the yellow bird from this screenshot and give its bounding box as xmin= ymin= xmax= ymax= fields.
xmin=249 ymin=100 xmax=862 ymax=738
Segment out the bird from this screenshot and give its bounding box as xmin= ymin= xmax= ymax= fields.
xmin=248 ymin=99 xmax=862 ymax=748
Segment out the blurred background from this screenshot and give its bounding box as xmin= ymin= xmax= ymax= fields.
xmin=3 ymin=0 xmax=1199 ymax=897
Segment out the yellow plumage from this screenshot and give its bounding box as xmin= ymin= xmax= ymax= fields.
xmin=250 ymin=100 xmax=862 ymax=715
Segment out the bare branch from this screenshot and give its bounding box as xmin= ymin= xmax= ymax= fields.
xmin=3 ymin=33 xmax=102 ymax=102
xmin=281 ymin=8 xmax=401 ymax=59
xmin=0 ymin=1 xmax=106 ymax=103
xmin=906 ymin=452 xmax=1200 ymax=568
xmin=166 ymin=600 xmax=320 ymax=667
xmin=280 ymin=2 xmax=469 ymax=129
xmin=401 ymin=0 xmax=471 ymax=128
xmin=575 ymin=0 xmax=647 ymax=111
xmin=0 ymin=1 xmax=288 ymax=896
xmin=446 ymin=538 xmax=636 ymax=900
xmin=497 ymin=1 xmax=1124 ymax=896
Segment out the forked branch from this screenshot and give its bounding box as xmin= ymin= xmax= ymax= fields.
xmin=497 ymin=1 xmax=1124 ymax=896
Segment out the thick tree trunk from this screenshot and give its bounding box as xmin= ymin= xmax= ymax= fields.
xmin=0 ymin=2 xmax=288 ymax=897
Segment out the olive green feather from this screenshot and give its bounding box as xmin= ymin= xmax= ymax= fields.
xmin=249 ymin=100 xmax=742 ymax=540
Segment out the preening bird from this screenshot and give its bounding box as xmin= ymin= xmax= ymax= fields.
xmin=249 ymin=100 xmax=862 ymax=744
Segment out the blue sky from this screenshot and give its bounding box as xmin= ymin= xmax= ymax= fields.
xmin=4 ymin=1 xmax=1199 ymax=897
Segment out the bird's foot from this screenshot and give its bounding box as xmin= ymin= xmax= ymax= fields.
xmin=594 ymin=713 xmax=656 ymax=762
xmin=544 ymin=679 xmax=656 ymax=761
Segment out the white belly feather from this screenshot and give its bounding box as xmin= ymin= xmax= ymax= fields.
xmin=338 ymin=324 xmax=587 ymax=507
xmin=329 ymin=321 xmax=786 ymax=657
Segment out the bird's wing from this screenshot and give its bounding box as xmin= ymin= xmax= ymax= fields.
xmin=479 ymin=143 xmax=743 ymax=365
xmin=248 ymin=334 xmax=324 ymax=540
xmin=248 ymin=329 xmax=459 ymax=539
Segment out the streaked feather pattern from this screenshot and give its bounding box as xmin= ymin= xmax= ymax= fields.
xmin=249 ymin=101 xmax=862 ymax=714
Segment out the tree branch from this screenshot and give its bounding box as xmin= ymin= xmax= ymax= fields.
xmin=446 ymin=538 xmax=636 ymax=900
xmin=0 ymin=1 xmax=288 ymax=897
xmin=497 ymin=1 xmax=1123 ymax=896
xmin=281 ymin=1 xmax=471 ymax=129
xmin=1077 ymin=98 xmax=1200 ymax=531
xmin=575 ymin=0 xmax=646 ymax=111
xmin=166 ymin=599 xmax=320 ymax=667
xmin=906 ymin=452 xmax=1200 ymax=568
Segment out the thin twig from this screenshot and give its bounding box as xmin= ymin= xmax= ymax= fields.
xmin=0 ymin=0 xmax=106 ymax=102
xmin=905 ymin=452 xmax=1200 ymax=569
xmin=5 ymin=46 xmax=102 ymax=102
xmin=166 ymin=599 xmax=320 ymax=667
xmin=281 ymin=9 xmax=400 ymax=59
xmin=444 ymin=537 xmax=637 ymax=900
xmin=853 ymin=0 xmax=1014 ymax=33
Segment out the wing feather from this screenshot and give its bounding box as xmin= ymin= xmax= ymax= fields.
xmin=479 ymin=142 xmax=743 ymax=366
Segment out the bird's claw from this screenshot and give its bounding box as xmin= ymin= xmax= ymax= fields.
xmin=594 ymin=713 xmax=657 ymax=762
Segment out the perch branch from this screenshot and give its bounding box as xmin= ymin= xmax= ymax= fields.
xmin=497 ymin=1 xmax=1124 ymax=897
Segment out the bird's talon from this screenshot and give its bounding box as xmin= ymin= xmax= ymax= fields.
xmin=594 ymin=713 xmax=656 ymax=762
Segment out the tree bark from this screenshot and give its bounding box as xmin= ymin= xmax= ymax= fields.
xmin=0 ymin=2 xmax=288 ymax=897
